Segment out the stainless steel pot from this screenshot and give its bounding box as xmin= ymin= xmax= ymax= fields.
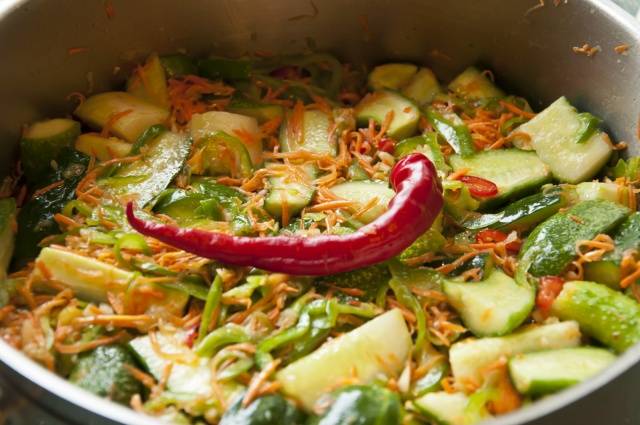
xmin=0 ymin=0 xmax=639 ymax=424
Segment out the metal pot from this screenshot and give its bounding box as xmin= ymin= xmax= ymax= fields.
xmin=0 ymin=0 xmax=639 ymax=424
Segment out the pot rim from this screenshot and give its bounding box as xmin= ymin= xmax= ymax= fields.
xmin=0 ymin=0 xmax=639 ymax=424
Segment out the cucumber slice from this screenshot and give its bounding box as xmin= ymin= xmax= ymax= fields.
xmin=448 ymin=67 xmax=504 ymax=100
xmin=101 ymin=130 xmax=191 ymax=206
xmin=443 ymin=269 xmax=535 ymax=337
xmin=191 ymin=110 xmax=262 ymax=166
xmin=508 ymin=347 xmax=616 ymax=396
xmin=368 ymin=63 xmax=417 ymax=91
xmin=402 ymin=68 xmax=441 ymax=105
xmin=552 ymin=281 xmax=640 ymax=353
xmin=33 ymin=247 xmax=188 ymax=316
xmin=520 ymin=200 xmax=629 ymax=277
xmin=576 ymin=181 xmax=629 ymax=206
xmin=20 ymin=118 xmax=81 ymax=182
xmin=129 ymin=332 xmax=214 ymax=396
xmin=276 ymin=309 xmax=412 ymax=409
xmin=330 ymin=180 xmax=395 ymax=224
xmin=197 ymin=57 xmax=252 ymax=81
xmin=264 ymin=164 xmax=316 ymax=220
xmin=449 ymin=321 xmax=581 ymax=385
xmin=279 ymin=109 xmax=336 ymax=156
xmin=462 ymin=188 xmax=567 ymax=233
xmin=355 ymin=90 xmax=420 ymax=140
xmin=75 ymin=92 xmax=169 ymax=143
xmin=0 ymin=198 xmax=16 ymax=280
xmin=75 ymin=133 xmax=132 ymax=161
xmin=449 ymin=149 xmax=551 ymax=209
xmin=126 ymin=53 xmax=169 ymax=108
xmin=584 ymin=212 xmax=640 ymax=288
xmin=512 ymin=97 xmax=613 ymax=183
xmin=227 ymin=96 xmax=284 ymax=124
xmin=413 ymin=392 xmax=488 ymax=425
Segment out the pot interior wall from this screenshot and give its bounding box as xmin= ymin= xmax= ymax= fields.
xmin=0 ymin=0 xmax=639 ymax=176
xmin=0 ymin=1 xmax=640 ymax=425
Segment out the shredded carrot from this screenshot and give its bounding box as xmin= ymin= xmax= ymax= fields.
xmin=32 ymin=180 xmax=64 ymax=198
xmin=615 ymin=44 xmax=631 ymax=54
xmin=242 ymin=359 xmax=281 ymax=407
xmin=65 ymin=91 xmax=86 ymax=105
xmin=67 ymin=47 xmax=89 ymax=56
xmin=499 ymin=101 xmax=536 ymax=119
xmin=573 ymin=43 xmax=600 ymax=57
xmin=55 ymin=330 xmax=127 ymax=354
xmin=104 ymin=0 xmax=115 ymax=19
xmin=100 ymin=109 xmax=133 ymax=137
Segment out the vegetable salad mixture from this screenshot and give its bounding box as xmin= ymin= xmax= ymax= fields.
xmin=0 ymin=52 xmax=639 ymax=425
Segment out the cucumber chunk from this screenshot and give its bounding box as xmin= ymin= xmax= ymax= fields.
xmin=20 ymin=118 xmax=81 ymax=182
xmin=129 ymin=331 xmax=215 ymax=396
xmin=368 ymin=63 xmax=418 ymax=91
xmin=449 ymin=149 xmax=551 ymax=208
xmin=276 ymin=309 xmax=412 ymax=410
xmin=33 ymin=247 xmax=188 ymax=316
xmin=101 ymin=130 xmax=191 ymax=206
xmin=126 ymin=53 xmax=170 ymax=108
xmin=462 ymin=188 xmax=567 ymax=233
xmin=512 ymin=97 xmax=612 ymax=183
xmin=264 ymin=164 xmax=316 ymax=220
xmin=443 ymin=270 xmax=535 ymax=337
xmin=69 ymin=344 xmax=142 ymax=405
xmin=449 ymin=321 xmax=581 ymax=385
xmin=330 ymin=180 xmax=395 ymax=224
xmin=520 ymin=200 xmax=629 ymax=277
xmin=448 ymin=67 xmax=504 ymax=100
xmin=576 ymin=181 xmax=630 ymax=206
xmin=191 ymin=111 xmax=262 ymax=166
xmin=584 ymin=212 xmax=640 ymax=288
xmin=279 ymin=109 xmax=336 ymax=156
xmin=508 ymin=347 xmax=616 ymax=396
xmin=0 ymin=198 xmax=16 ymax=280
xmin=355 ymin=90 xmax=420 ymax=140
xmin=552 ymin=281 xmax=640 ymax=353
xmin=413 ymin=392 xmax=490 ymax=425
xmin=75 ymin=92 xmax=169 ymax=143
xmin=402 ymin=68 xmax=441 ymax=105
xmin=75 ymin=133 xmax=132 ymax=161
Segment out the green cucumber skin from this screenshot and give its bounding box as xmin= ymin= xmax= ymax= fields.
xmin=520 ymin=200 xmax=629 ymax=277
xmin=508 ymin=347 xmax=616 ymax=396
xmin=101 ymin=132 xmax=191 ymax=207
xmin=449 ymin=149 xmax=552 ymax=210
xmin=463 ymin=189 xmax=566 ymax=232
xmin=14 ymin=149 xmax=90 ymax=267
xmin=20 ymin=120 xmax=81 ymax=183
xmin=227 ymin=97 xmax=284 ymax=123
xmin=0 ymin=198 xmax=16 ymax=278
xmin=584 ymin=212 xmax=640 ymax=288
xmin=552 ymin=281 xmax=640 ymax=353
xmin=443 ymin=270 xmax=534 ymax=337
xmin=448 ymin=66 xmax=505 ymax=100
xmin=197 ymin=57 xmax=252 ymax=81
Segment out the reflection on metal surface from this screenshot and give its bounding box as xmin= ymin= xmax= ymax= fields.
xmin=0 ymin=374 xmax=68 ymax=425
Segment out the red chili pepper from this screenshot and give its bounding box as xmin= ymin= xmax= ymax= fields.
xmin=476 ymin=229 xmax=522 ymax=253
xmin=536 ymin=276 xmax=565 ymax=312
xmin=377 ymin=138 xmax=395 ymax=154
xmin=126 ymin=153 xmax=443 ymax=276
xmin=458 ymin=175 xmax=498 ymax=198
